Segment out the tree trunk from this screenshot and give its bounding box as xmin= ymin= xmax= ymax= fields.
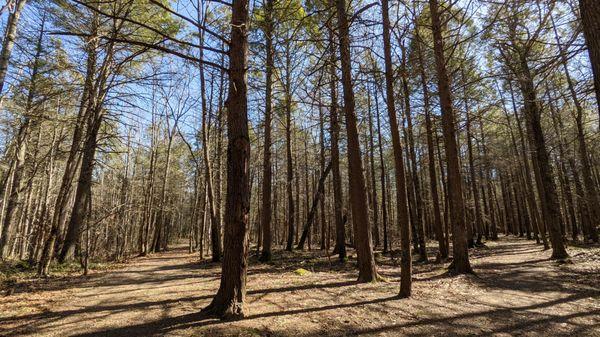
xmin=415 ymin=27 xmax=447 ymax=259
xmin=505 ymin=82 xmax=548 ymax=248
xmin=569 ymin=158 xmax=589 ymax=240
xmin=59 ymin=107 xmax=104 ymax=262
xmin=0 ymin=0 xmax=26 ymax=104
xmin=297 ymin=162 xmax=332 ymax=249
xmin=327 ymin=19 xmax=345 ymax=262
xmin=336 ymin=0 xmax=378 ymax=282
xmin=259 ymin=0 xmax=274 ymax=262
xmin=552 ymin=17 xmax=599 ymax=242
xmin=197 ymin=2 xmax=222 ymax=261
xmin=465 ymin=105 xmax=483 ymax=246
xmin=381 ymin=0 xmax=411 ymax=294
xmin=57 ymin=8 xmax=115 ymax=263
xmin=373 ymin=88 xmax=389 ymax=254
xmin=318 ymin=94 xmax=327 ymax=250
xmin=517 ymin=59 xmax=569 ymax=259
xmin=139 ymin=109 xmax=157 ymax=256
xmin=428 ymin=0 xmax=472 ymax=274
xmin=579 ymin=0 xmax=600 ymax=120
xmin=400 ymin=43 xmax=427 ymax=262
xmin=202 ymin=0 xmax=250 ymax=319
xmin=366 ymin=87 xmax=380 ymax=248
xmin=284 ymin=47 xmax=295 ymax=252
xmin=38 ymin=72 xmax=91 ymax=275
xmin=0 ymin=14 xmax=43 ymax=258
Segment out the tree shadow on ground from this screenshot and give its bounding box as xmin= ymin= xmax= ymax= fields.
xmin=472 ymin=257 xmax=598 ymax=294
xmin=0 ymin=279 xmax=358 ymax=329
xmin=4 ymin=237 xmax=599 ymax=337
xmin=60 ymin=292 xmax=599 ymax=337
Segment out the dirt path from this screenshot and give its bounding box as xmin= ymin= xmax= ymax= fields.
xmin=1 ymin=237 xmax=599 ymax=337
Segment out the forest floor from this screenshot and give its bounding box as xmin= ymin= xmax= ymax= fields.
xmin=1 ymin=236 xmax=599 ymax=337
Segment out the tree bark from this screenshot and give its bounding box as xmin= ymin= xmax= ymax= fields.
xmin=579 ymin=0 xmax=600 ymax=120
xmin=58 ymin=6 xmax=117 ymax=262
xmin=549 ymin=104 xmax=577 ymax=242
xmin=336 ymin=0 xmax=378 ymax=282
xmin=465 ymin=103 xmax=483 ymax=246
xmin=428 ymin=0 xmax=472 ymax=274
xmin=505 ymin=82 xmax=548 ymax=248
xmin=381 ymin=0 xmax=411 ymax=294
xmin=259 ymin=0 xmax=274 ymax=262
xmin=327 ymin=17 xmax=345 ymax=262
xmin=517 ymin=59 xmax=569 ymax=259
xmin=284 ymin=45 xmax=295 ymax=252
xmin=38 ymin=54 xmax=93 ymax=275
xmin=318 ymin=94 xmax=327 ymax=250
xmin=415 ymin=27 xmax=447 ymax=259
xmin=202 ymin=0 xmax=250 ymax=319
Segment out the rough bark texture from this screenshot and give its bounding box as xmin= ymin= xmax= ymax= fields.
xmin=202 ymin=0 xmax=250 ymax=319
xmin=336 ymin=0 xmax=378 ymax=282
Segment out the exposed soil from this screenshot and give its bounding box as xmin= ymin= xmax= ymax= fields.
xmin=1 ymin=237 xmax=599 ymax=337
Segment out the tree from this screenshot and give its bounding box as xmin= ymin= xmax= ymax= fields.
xmin=491 ymin=1 xmax=569 ymax=259
xmin=381 ymin=0 xmax=412 ymax=296
xmin=197 ymin=0 xmax=222 ymax=261
xmin=414 ymin=20 xmax=447 ymax=259
xmin=58 ymin=0 xmax=175 ymax=262
xmin=0 ymin=8 xmax=44 ymax=258
xmin=428 ymin=0 xmax=473 ymax=274
xmin=0 ymin=0 xmax=27 ymax=106
xmin=202 ymin=0 xmax=251 ymax=319
xmin=579 ymin=0 xmax=600 ymax=120
xmin=551 ymin=15 xmax=599 ymax=243
xmin=335 ymin=0 xmax=378 ymax=282
xmin=39 ymin=3 xmax=102 ymax=274
xmin=258 ymin=0 xmax=274 ymax=262
xmin=327 ymin=4 xmax=345 ymax=262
